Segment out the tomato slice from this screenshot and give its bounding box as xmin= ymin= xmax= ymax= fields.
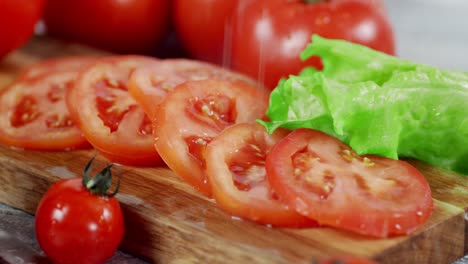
xmin=153 ymin=79 xmax=269 ymax=196
xmin=17 ymin=56 xmax=99 ymax=80
xmin=66 ymin=56 xmax=163 ymax=166
xmin=205 ymin=122 xmax=317 ymax=227
xmin=0 ymin=71 xmax=89 ymax=150
xmin=128 ymin=59 xmax=262 ymax=117
xmin=266 ymin=128 xmax=433 ymax=237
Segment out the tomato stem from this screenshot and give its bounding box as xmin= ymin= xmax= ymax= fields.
xmin=82 ymin=155 xmax=121 ymax=197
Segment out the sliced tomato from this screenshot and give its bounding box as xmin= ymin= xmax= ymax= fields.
xmin=17 ymin=56 xmax=100 ymax=80
xmin=265 ymin=128 xmax=433 ymax=237
xmin=0 ymin=71 xmax=89 ymax=150
xmin=204 ymin=122 xmax=317 ymax=227
xmin=128 ymin=59 xmax=262 ymax=117
xmin=66 ymin=56 xmax=163 ymax=166
xmin=153 ymin=79 xmax=269 ymax=196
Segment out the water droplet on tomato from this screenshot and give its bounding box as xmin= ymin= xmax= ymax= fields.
xmin=416 ymin=211 xmax=423 ymax=217
xmin=395 ymin=224 xmax=402 ymax=230
xmin=294 ymin=197 xmax=309 ymax=216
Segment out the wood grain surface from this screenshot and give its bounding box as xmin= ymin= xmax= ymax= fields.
xmin=0 ymin=38 xmax=466 ymax=264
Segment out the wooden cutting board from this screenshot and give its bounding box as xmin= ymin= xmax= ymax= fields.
xmin=0 ymin=37 xmax=466 ymax=264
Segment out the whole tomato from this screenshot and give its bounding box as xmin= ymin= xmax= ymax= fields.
xmin=174 ymin=0 xmax=237 ymax=65
xmin=43 ymin=0 xmax=171 ymax=54
xmin=229 ymin=0 xmax=395 ymax=89
xmin=0 ymin=0 xmax=45 ymax=59
xmin=35 ymin=158 xmax=124 ymax=264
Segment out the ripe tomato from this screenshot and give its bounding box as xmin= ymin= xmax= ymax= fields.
xmin=128 ymin=59 xmax=262 ymax=117
xmin=205 ymin=122 xmax=317 ymax=227
xmin=36 ymin=159 xmax=124 ymax=264
xmin=0 ymin=0 xmax=45 ymax=59
xmin=153 ymin=80 xmax=269 ymax=196
xmin=43 ymin=0 xmax=171 ymax=54
xmin=17 ymin=56 xmax=99 ymax=80
xmin=173 ymin=0 xmax=236 ymax=65
xmin=0 ymin=71 xmax=89 ymax=150
xmin=229 ymin=0 xmax=395 ymax=89
xmin=66 ymin=56 xmax=162 ymax=166
xmin=265 ymin=129 xmax=433 ymax=237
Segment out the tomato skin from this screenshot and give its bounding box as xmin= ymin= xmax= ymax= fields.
xmin=230 ymin=0 xmax=395 ymax=89
xmin=17 ymin=56 xmax=99 ymax=80
xmin=205 ymin=122 xmax=318 ymax=227
xmin=0 ymin=0 xmax=45 ymax=58
xmin=35 ymin=178 xmax=124 ymax=264
xmin=174 ymin=0 xmax=236 ymax=65
xmin=153 ymin=80 xmax=269 ymax=196
xmin=266 ymin=129 xmax=433 ymax=237
xmin=43 ymin=0 xmax=171 ymax=54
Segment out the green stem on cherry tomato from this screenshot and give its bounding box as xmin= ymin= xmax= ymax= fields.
xmin=82 ymin=155 xmax=121 ymax=197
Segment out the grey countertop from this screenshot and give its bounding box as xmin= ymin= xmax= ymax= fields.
xmin=1 ymin=0 xmax=467 ymax=263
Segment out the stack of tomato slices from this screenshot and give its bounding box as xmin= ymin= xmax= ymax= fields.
xmin=0 ymin=56 xmax=433 ymax=237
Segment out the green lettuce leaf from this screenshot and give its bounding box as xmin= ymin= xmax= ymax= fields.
xmin=261 ymin=35 xmax=468 ymax=175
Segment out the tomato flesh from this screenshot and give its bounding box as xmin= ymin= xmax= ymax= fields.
xmin=66 ymin=56 xmax=162 ymax=166
xmin=153 ymin=79 xmax=269 ymax=196
xmin=266 ymin=128 xmax=433 ymax=237
xmin=128 ymin=59 xmax=262 ymax=117
xmin=205 ymin=123 xmax=317 ymax=227
xmin=17 ymin=56 xmax=99 ymax=80
xmin=0 ymin=72 xmax=89 ymax=150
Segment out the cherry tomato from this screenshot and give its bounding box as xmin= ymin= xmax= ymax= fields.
xmin=0 ymin=71 xmax=89 ymax=150
xmin=265 ymin=128 xmax=433 ymax=237
xmin=17 ymin=56 xmax=99 ymax=80
xmin=43 ymin=0 xmax=171 ymax=54
xmin=128 ymin=59 xmax=262 ymax=117
xmin=0 ymin=0 xmax=45 ymax=59
xmin=205 ymin=122 xmax=317 ymax=227
xmin=153 ymin=79 xmax=269 ymax=196
xmin=173 ymin=0 xmax=236 ymax=65
xmin=36 ymin=159 xmax=124 ymax=264
xmin=229 ymin=0 xmax=395 ymax=89
xmin=66 ymin=56 xmax=163 ymax=166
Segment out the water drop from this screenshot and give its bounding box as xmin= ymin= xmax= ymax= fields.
xmin=416 ymin=211 xmax=423 ymax=217
xmin=395 ymin=224 xmax=402 ymax=230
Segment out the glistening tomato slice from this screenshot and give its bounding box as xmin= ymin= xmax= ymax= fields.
xmin=205 ymin=122 xmax=317 ymax=227
xmin=266 ymin=128 xmax=433 ymax=237
xmin=17 ymin=56 xmax=99 ymax=80
xmin=128 ymin=59 xmax=262 ymax=117
xmin=66 ymin=56 xmax=163 ymax=166
xmin=0 ymin=71 xmax=89 ymax=150
xmin=153 ymin=79 xmax=269 ymax=196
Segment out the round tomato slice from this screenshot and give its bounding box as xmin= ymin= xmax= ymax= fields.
xmin=0 ymin=71 xmax=89 ymax=150
xmin=266 ymin=128 xmax=433 ymax=237
xmin=17 ymin=56 xmax=100 ymax=80
xmin=205 ymin=122 xmax=317 ymax=227
xmin=128 ymin=59 xmax=262 ymax=117
xmin=153 ymin=79 xmax=269 ymax=196
xmin=66 ymin=56 xmax=163 ymax=166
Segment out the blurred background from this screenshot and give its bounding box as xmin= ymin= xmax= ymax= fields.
xmin=384 ymin=0 xmax=468 ymax=71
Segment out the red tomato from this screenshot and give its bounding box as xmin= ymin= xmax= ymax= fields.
xmin=36 ymin=162 xmax=124 ymax=264
xmin=43 ymin=0 xmax=171 ymax=54
xmin=229 ymin=0 xmax=395 ymax=89
xmin=205 ymin=122 xmax=317 ymax=227
xmin=128 ymin=59 xmax=262 ymax=117
xmin=66 ymin=56 xmax=162 ymax=166
xmin=173 ymin=0 xmax=236 ymax=65
xmin=153 ymin=80 xmax=269 ymax=196
xmin=17 ymin=56 xmax=99 ymax=80
xmin=0 ymin=72 xmax=89 ymax=150
xmin=0 ymin=0 xmax=45 ymax=59
xmin=316 ymin=255 xmax=378 ymax=264
xmin=265 ymin=129 xmax=433 ymax=237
